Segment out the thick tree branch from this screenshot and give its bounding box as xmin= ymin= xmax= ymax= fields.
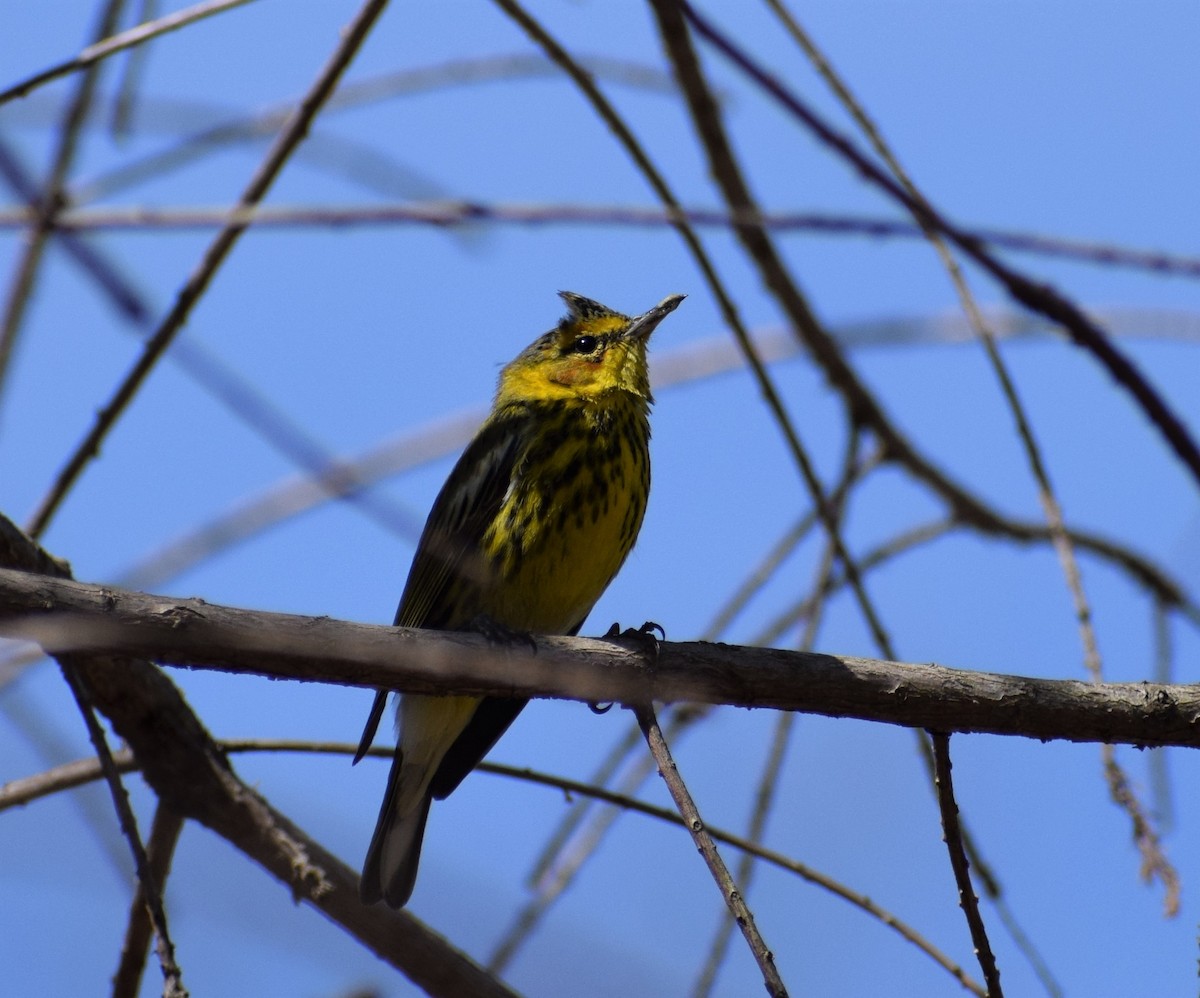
xmin=0 ymin=566 xmax=1197 ymax=749
xmin=0 ymin=525 xmax=516 ymax=998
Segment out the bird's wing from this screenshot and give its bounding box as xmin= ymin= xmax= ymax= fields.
xmin=354 ymin=410 xmax=526 ymax=759
xmin=393 ymin=411 xmax=526 ymax=631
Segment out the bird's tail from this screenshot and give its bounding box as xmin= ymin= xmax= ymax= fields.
xmin=360 ymin=748 xmax=432 ymax=908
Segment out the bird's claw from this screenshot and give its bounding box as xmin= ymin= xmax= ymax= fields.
xmin=593 ymin=622 xmax=663 ymax=713
xmin=604 ymin=619 xmax=665 ymax=659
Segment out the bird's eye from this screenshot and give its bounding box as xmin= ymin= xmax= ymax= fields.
xmin=568 ymin=335 xmax=599 ymax=355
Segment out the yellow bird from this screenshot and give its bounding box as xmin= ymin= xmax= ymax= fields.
xmin=358 ymin=291 xmax=685 ymax=907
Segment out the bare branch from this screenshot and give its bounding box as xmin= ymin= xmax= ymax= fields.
xmin=57 ymin=661 xmax=188 ymax=998
xmin=0 ymin=0 xmax=126 ymax=414
xmin=678 ymin=0 xmax=1200 ymax=492
xmin=932 ymin=733 xmax=1003 ymax=996
xmin=2 ymin=567 xmax=1200 ymax=749
xmin=113 ymin=804 xmax=186 ymax=998
xmin=0 ymin=199 xmax=1196 ymax=279
xmin=25 ymin=0 xmax=391 ymax=538
xmin=635 ymin=703 xmax=787 ymax=997
xmin=2 ymin=738 xmax=987 ymax=997
xmin=1102 ymin=744 xmax=1180 ymax=916
xmin=0 ymin=0 xmax=258 ymax=106
xmin=0 ymin=520 xmax=518 ymax=998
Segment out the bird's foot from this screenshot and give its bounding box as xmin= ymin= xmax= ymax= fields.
xmin=589 ymin=622 xmax=663 ymax=714
xmin=603 ymin=620 xmax=665 ymax=658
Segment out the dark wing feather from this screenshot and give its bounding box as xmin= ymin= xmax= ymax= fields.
xmin=393 ymin=411 xmax=527 ymax=630
xmin=355 ymin=410 xmax=528 ymax=757
xmin=352 ymin=690 xmax=388 ymax=764
xmin=428 ymin=618 xmax=585 ymax=799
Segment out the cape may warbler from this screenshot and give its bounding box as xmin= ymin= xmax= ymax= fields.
xmin=357 ymin=290 xmax=685 ymax=907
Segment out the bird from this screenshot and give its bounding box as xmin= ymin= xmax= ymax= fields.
xmin=357 ymin=290 xmax=685 ymax=907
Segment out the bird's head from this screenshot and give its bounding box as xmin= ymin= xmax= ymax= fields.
xmin=496 ymin=292 xmax=685 ymax=406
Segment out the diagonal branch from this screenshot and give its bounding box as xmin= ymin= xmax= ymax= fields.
xmin=0 ymin=0 xmax=258 ymax=106
xmin=25 ymin=0 xmax=391 ymax=538
xmin=932 ymin=733 xmax=1003 ymax=996
xmin=635 ymin=703 xmax=787 ymax=998
xmin=0 ymin=0 xmax=127 ymax=414
xmin=0 ymin=520 xmax=517 ymax=998
xmin=766 ymin=0 xmax=1175 ymax=924
xmin=2 ymin=740 xmax=987 ymax=998
xmin=677 ymin=0 xmax=1200 ymax=492
xmin=59 ymin=660 xmax=188 ymax=998
xmin=113 ymin=803 xmax=186 ymax=998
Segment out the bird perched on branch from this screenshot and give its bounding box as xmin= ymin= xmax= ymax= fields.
xmin=357 ymin=290 xmax=685 ymax=907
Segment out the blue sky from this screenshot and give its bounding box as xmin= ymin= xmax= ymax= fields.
xmin=2 ymin=3 xmax=1199 ymax=996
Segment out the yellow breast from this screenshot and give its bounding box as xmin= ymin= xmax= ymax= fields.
xmin=480 ymin=396 xmax=650 ymax=633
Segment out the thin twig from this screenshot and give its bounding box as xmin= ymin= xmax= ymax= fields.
xmin=487 ymin=748 xmax=660 ymax=972
xmin=113 ymin=803 xmax=186 ymax=998
xmin=989 ymin=902 xmax=1063 ymax=998
xmin=488 ymin=709 xmax=695 ymax=973
xmin=1150 ymin=600 xmax=1174 ymax=833
xmin=0 ymin=0 xmax=127 ymax=416
xmin=0 ymin=745 xmax=137 ymax=811
xmin=695 ymin=425 xmax=859 ymax=997
xmin=524 ymin=721 xmax=644 ymax=891
xmin=753 ymin=519 xmax=955 ymax=647
xmin=58 ymin=664 xmax=187 ymax=997
xmin=2 ymin=199 xmax=1199 ymax=278
xmin=679 ymin=0 xmax=1200 ymax=492
xmin=0 ymin=738 xmax=986 ymax=996
xmin=488 ymin=722 xmax=648 ymax=971
xmin=1102 ymin=744 xmax=1180 ymax=916
xmin=108 ymin=0 xmax=159 ymax=139
xmin=0 ymin=0 xmax=258 ymax=106
xmin=634 ymin=703 xmax=788 ymax=998
xmin=701 ymin=441 xmax=882 ymax=642
xmin=931 ymin=732 xmax=1002 ymax=997
xmin=24 ymin=0 xmax=392 ymax=539
xmin=0 ymin=666 xmax=134 ymax=879
xmin=778 ymin=0 xmax=1171 ymax=941
xmin=490 ymin=0 xmax=827 ymax=615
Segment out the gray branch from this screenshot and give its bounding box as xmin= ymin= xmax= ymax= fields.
xmin=0 ymin=566 xmax=1195 ymax=749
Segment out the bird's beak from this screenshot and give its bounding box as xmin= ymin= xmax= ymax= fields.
xmin=623 ymin=293 xmax=686 ymax=342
